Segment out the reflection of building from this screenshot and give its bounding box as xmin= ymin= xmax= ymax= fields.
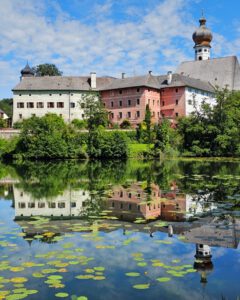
xmin=13 ymin=186 xmax=89 ymax=218
xmin=105 ymin=182 xmax=219 ymax=222
xmin=194 ymin=244 xmax=214 ymax=286
xmin=106 ymin=183 xmax=162 ymax=221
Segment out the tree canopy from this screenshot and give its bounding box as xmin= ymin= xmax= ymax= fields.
xmin=33 ymin=64 xmax=62 ymax=76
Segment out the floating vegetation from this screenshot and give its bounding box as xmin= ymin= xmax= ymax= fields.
xmin=133 ymin=284 xmax=150 ymax=290
xmin=125 ymin=272 xmax=140 ymax=277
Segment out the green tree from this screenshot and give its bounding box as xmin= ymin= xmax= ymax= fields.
xmin=144 ymin=104 xmax=151 ymax=144
xmin=0 ymin=99 xmax=13 ymax=118
xmin=33 ymin=64 xmax=62 ymax=76
xmin=15 ymin=114 xmax=85 ymax=160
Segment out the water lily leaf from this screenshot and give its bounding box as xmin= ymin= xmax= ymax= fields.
xmin=156 ymin=277 xmax=171 ymax=282
xmin=93 ymin=276 xmax=106 ymax=280
xmin=32 ymin=272 xmax=45 ymax=278
xmin=137 ymin=262 xmax=147 ymax=267
xmin=75 ymin=275 xmax=94 ymax=280
xmin=93 ymin=267 xmax=105 ymax=271
xmin=125 ymin=272 xmax=140 ymax=277
xmin=10 ymin=267 xmax=25 ymax=272
xmin=55 ymin=293 xmax=69 ymax=298
xmin=10 ymin=277 xmax=28 ymax=284
xmin=133 ymin=284 xmax=150 ymax=290
xmin=77 ymin=297 xmax=88 ymax=300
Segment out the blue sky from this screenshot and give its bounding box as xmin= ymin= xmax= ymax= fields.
xmin=1 ymin=0 xmax=240 ymax=98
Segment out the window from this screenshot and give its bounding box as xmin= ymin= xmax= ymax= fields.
xmin=28 ymin=203 xmax=35 ymax=208
xmin=137 ymin=88 xmax=140 ymax=92
xmin=37 ymin=102 xmax=44 ymax=108
xmin=17 ymin=102 xmax=24 ymax=108
xmin=31 ymin=114 xmax=36 ymax=117
xmin=137 ymin=99 xmax=140 ymax=105
xmin=176 ymin=99 xmax=178 ymax=105
xmin=129 ymin=204 xmax=132 ymax=210
xmin=120 ymin=191 xmax=123 ymax=197
xmin=18 ymin=202 xmax=26 ymax=209
xmin=157 ymin=100 xmax=160 ymax=106
xmin=137 ymin=205 xmax=140 ymax=211
xmin=119 ymin=100 xmax=122 ymax=107
xmin=127 ymin=112 xmax=131 ymax=118
xmin=57 ymin=102 xmax=64 ymax=108
xmin=119 ymin=90 xmax=122 ymax=94
xmin=198 ymin=49 xmax=202 ymax=52
xmin=119 ymin=112 xmax=122 ymax=119
xmin=19 ymin=94 xmax=22 ymax=96
xmin=49 ymin=94 xmax=52 ymax=96
xmin=137 ymin=193 xmax=141 ymax=198
xmin=148 ymin=89 xmax=150 ymax=92
xmin=152 ymin=112 xmax=155 ymax=117
xmin=29 ymin=94 xmax=31 ymax=96
xmin=128 ymin=193 xmax=132 ymax=198
xmin=59 ymin=93 xmax=62 ymax=96
xmin=58 ymin=202 xmax=65 ymax=208
xmin=70 ymin=102 xmax=75 ymax=108
xmin=136 ymin=111 xmax=140 ymax=118
xmin=111 ymin=113 xmax=114 ymax=119
xmin=128 ymin=100 xmax=131 ymax=106
xmin=176 ymin=88 xmax=178 ymax=93
xmin=112 ymin=202 xmax=115 ymax=208
xmin=148 ymin=99 xmax=150 ymax=104
xmin=38 ymin=202 xmax=45 ymax=208
xmin=120 ymin=203 xmax=123 ymax=209
xmin=111 ymin=101 xmax=114 ymax=108
xmin=82 ymin=114 xmax=85 ymax=118
xmin=47 ymin=102 xmax=54 ymax=108
xmin=153 ymin=100 xmax=155 ymax=105
xmin=162 ymin=101 xmax=165 ymax=106
xmin=71 ymin=202 xmax=76 ymax=208
xmin=204 ymin=49 xmax=207 ymax=52
xmin=48 ymin=202 xmax=56 ymax=208
xmin=188 ymin=100 xmax=192 ymax=105
xmin=27 ymin=102 xmax=34 ymax=108
xmin=71 ymin=93 xmax=74 ymax=96
xmin=19 ymin=114 xmax=22 ymax=119
xmin=175 ymin=112 xmax=179 ymax=117
xmin=80 ymin=103 xmax=85 ymax=109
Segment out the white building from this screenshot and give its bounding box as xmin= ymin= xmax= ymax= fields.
xmin=12 ymin=65 xmax=114 ymax=124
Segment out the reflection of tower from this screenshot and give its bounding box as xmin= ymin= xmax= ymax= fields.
xmin=194 ymin=244 xmax=213 ymax=286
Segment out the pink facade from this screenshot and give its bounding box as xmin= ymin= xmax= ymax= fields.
xmin=160 ymin=87 xmax=186 ymax=119
xmin=100 ymin=87 xmax=161 ymax=126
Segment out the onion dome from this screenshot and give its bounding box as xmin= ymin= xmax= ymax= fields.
xmin=192 ymin=17 xmax=213 ymax=47
xmin=21 ymin=62 xmax=34 ymax=77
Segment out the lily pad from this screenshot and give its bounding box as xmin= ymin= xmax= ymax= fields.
xmin=133 ymin=283 xmax=150 ymax=290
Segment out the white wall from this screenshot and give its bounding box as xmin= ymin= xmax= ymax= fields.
xmin=12 ymin=90 xmax=91 ymax=124
xmin=185 ymin=87 xmax=216 ymax=116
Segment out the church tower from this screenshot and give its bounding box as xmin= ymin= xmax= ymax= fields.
xmin=192 ymin=15 xmax=213 ymax=61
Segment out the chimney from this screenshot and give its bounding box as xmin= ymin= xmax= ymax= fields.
xmin=122 ymin=73 xmax=125 ymax=79
xmin=90 ymin=72 xmax=96 ymax=89
xmin=167 ymin=71 xmax=172 ymax=85
xmin=149 ymin=70 xmax=152 ymax=75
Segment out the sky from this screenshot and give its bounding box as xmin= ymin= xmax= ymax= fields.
xmin=1 ymin=0 xmax=240 ymax=98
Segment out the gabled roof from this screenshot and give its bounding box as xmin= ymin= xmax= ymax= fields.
xmin=176 ymin=56 xmax=240 ymax=90
xmin=98 ymin=74 xmax=160 ymax=90
xmin=12 ymin=76 xmax=116 ymax=91
xmin=100 ymin=73 xmax=214 ymax=93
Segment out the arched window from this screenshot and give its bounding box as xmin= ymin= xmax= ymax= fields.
xmin=199 ymin=56 xmax=202 ymax=60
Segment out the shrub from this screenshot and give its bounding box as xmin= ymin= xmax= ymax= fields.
xmin=120 ymin=119 xmax=131 ymax=129
xmin=71 ymin=119 xmax=87 ymax=130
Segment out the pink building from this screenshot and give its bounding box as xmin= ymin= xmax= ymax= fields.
xmin=100 ymin=72 xmax=215 ymax=127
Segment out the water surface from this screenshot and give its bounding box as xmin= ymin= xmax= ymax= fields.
xmin=0 ymin=160 xmax=239 ymax=300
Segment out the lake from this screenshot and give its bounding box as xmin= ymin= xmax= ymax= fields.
xmin=0 ymin=159 xmax=239 ymax=300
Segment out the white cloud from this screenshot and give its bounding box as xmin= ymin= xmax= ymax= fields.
xmin=0 ymin=0 xmax=239 ymax=98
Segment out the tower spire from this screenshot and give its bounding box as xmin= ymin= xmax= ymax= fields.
xmin=192 ymin=14 xmax=213 ymax=61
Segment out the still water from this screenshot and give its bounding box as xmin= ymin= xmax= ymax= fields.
xmin=0 ymin=160 xmax=239 ymax=300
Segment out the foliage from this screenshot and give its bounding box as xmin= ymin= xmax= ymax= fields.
xmin=15 ymin=114 xmax=86 ymax=160
xmin=152 ymin=119 xmax=181 ymax=157
xmin=178 ymin=88 xmax=240 ymax=157
xmin=33 ymin=64 xmax=62 ymax=76
xmin=128 ymin=143 xmax=152 ymax=158
xmin=120 ymin=119 xmax=131 ymax=129
xmin=71 ymin=119 xmax=87 ymax=130
xmin=87 ymin=128 xmax=128 ymax=159
xmin=144 ymin=104 xmax=152 ymax=144
xmin=80 ymin=92 xmax=108 ymax=131
xmin=0 ymin=137 xmax=19 ymax=159
xmin=0 ymin=118 xmax=7 ymax=128
xmin=0 ymin=98 xmax=13 ymax=118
